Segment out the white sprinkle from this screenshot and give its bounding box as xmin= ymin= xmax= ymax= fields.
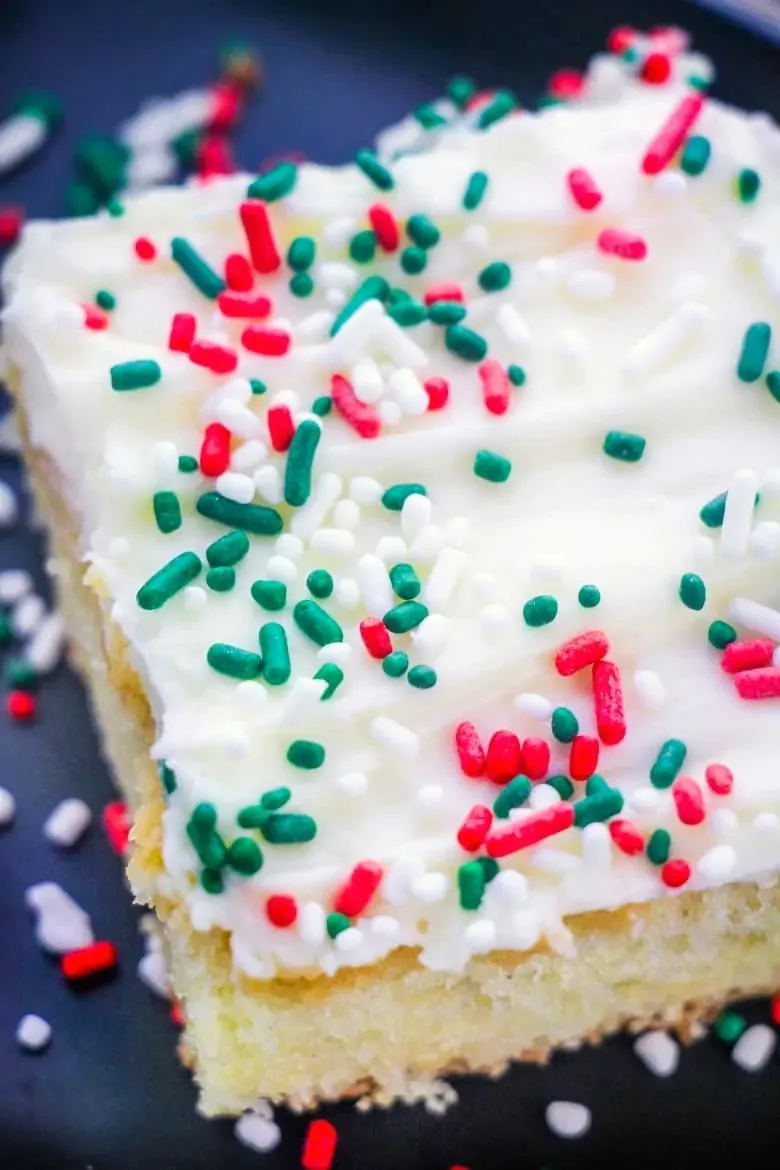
xmin=283 ymin=678 xmax=326 ymax=724
xmin=628 ymin=787 xmax=663 ymax=815
xmin=310 ymin=527 xmax=355 ymax=557
xmin=633 ymin=670 xmax=666 ymax=709
xmin=463 ymin=223 xmax=489 ymax=249
xmin=409 ymin=524 xmax=445 ymax=562
xmin=0 ymin=785 xmax=15 ymax=825
xmin=400 ymin=493 xmax=432 ymax=543
xmin=417 ymin=784 xmax=444 ymax=808
xmin=351 ymin=359 xmax=384 ymax=404
xmin=26 ymin=612 xmax=65 ymax=674
xmin=496 ymin=302 xmax=531 ymax=347
xmin=444 ymin=515 xmax=470 ymax=549
xmin=375 ymin=314 xmax=429 ymax=369
xmin=254 ymin=464 xmax=282 ymax=504
xmin=545 ymin=1101 xmax=591 ymax=1139
xmin=581 ymin=822 xmax=611 ymax=869
xmin=270 ymin=388 xmax=300 ymax=411
xmin=721 ymin=469 xmax=759 ymax=559
xmin=215 ymin=471 xmax=255 ymax=504
xmin=333 ymin=499 xmax=360 ymax=530
xmin=633 ymin=1031 xmax=680 ymax=1077
xmin=350 ymin=475 xmax=382 ymax=504
xmin=266 ymin=555 xmax=297 ymax=584
xmin=465 ymin=920 xmax=496 ymax=953
xmin=297 ymin=309 xmax=334 ymax=342
xmin=424 ymin=547 xmax=467 ymax=611
xmin=412 ymin=872 xmax=450 ymax=903
xmin=370 ymin=716 xmax=419 ymax=758
xmin=732 ymin=1025 xmax=777 ymax=1072
xmin=489 ymin=869 xmax=528 ymax=905
xmin=750 ymin=521 xmax=780 ymax=560
xmin=231 ymin=439 xmax=267 ymax=473
xmin=513 ymin=692 xmax=553 ymax=720
xmin=389 ymin=367 xmax=428 ymax=415
xmin=234 ymin=680 xmax=267 ymax=707
xmin=696 ymin=844 xmax=737 ymax=883
xmin=322 ymin=215 xmax=356 ymax=247
xmin=275 ymin=533 xmax=303 ymax=561
xmin=565 ymin=269 xmax=615 ymax=302
xmin=335 ymin=771 xmax=368 ymax=797
xmin=358 ymin=553 xmax=394 ymax=617
xmin=653 ymin=171 xmax=687 ymax=198
xmin=375 ymin=535 xmax=408 ymax=564
xmin=318 ymin=261 xmax=358 ymax=293
xmin=378 ymin=399 xmax=402 ymax=427
xmin=43 ymin=798 xmax=91 ymax=848
xmin=480 ymin=603 xmax=510 ymax=636
xmin=183 ymin=585 xmax=207 ymax=612
xmin=622 ymin=302 xmax=707 ymax=375
xmin=333 ymin=577 xmax=360 ymax=609
xmin=26 ymin=882 xmax=94 ymax=954
xmin=753 ymin=811 xmax=780 ymax=837
xmin=0 ymin=569 xmax=32 ymax=603
xmin=317 ymin=641 xmax=352 ymax=665
xmin=411 ymin=614 xmax=450 ymax=660
xmin=325 ymin=288 xmax=345 ymax=309
xmin=710 ymin=808 xmax=738 ymax=838
xmin=369 ymin=915 xmax=400 ymax=940
xmin=13 ymin=593 xmax=45 ymax=637
xmin=235 ymin=1112 xmax=282 ymax=1155
xmin=328 ymin=298 xmax=384 ymax=363
xmin=137 ymin=950 xmax=169 ymax=998
xmin=200 ymin=376 xmax=252 ymax=418
xmin=290 ymin=472 xmax=342 ymax=541
xmin=152 ymin=440 xmax=179 ymax=482
xmin=507 ymin=909 xmax=541 ymax=949
xmin=473 ymin=572 xmax=499 ymax=600
xmin=16 ymin=1014 xmax=52 ymax=1052
xmin=728 ymin=596 xmax=780 ymax=642
xmin=334 ymin=926 xmax=363 ymax=953
xmin=528 ymin=785 xmax=561 ymax=811
xmin=298 ymin=901 xmax=326 ymax=945
xmin=531 ymin=847 xmax=580 ymax=873
xmin=216 ymin=398 xmax=262 ymax=439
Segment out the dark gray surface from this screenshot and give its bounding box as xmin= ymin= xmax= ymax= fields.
xmin=1 ymin=1 xmax=779 ymax=1167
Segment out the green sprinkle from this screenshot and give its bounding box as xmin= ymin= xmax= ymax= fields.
xmin=446 ymin=75 xmax=477 ymax=108
xmin=247 ymin=161 xmax=298 ymax=201
xmin=137 ymin=551 xmax=201 ymax=610
xmin=287 ymin=235 xmax=316 ymax=272
xmin=389 ymin=563 xmax=420 ymax=600
xmin=522 ymin=595 xmax=558 ymax=628
xmin=766 ymin=371 xmax=780 ymax=403
xmin=178 ymin=454 xmax=198 ymax=473
xmin=206 ymin=531 xmax=250 ymax=567
xmin=477 ymin=856 xmax=500 ymax=883
xmin=708 ymin=619 xmax=737 ymax=649
xmin=384 ymin=600 xmax=429 ymax=634
xmin=312 ymin=395 xmax=332 ymax=417
xmin=293 ymin=600 xmax=343 ymax=646
xmin=355 ymin=149 xmax=394 ymax=190
xmin=106 ymin=199 xmax=124 ymax=218
xmin=713 ymin=1010 xmax=747 ymax=1044
xmin=259 ymin=622 xmax=291 ymax=686
xmin=200 ymin=868 xmax=224 ymax=895
xmin=171 ymin=236 xmax=225 ymax=299
xmin=0 ymin=612 xmax=11 ymax=647
xmin=381 ymin=482 xmax=426 ymax=511
xmin=578 ymin=584 xmax=601 ymax=608
xmin=236 ymin=805 xmax=269 ymax=831
xmin=349 ymin=229 xmax=377 ymax=264
xmin=603 ymin=431 xmax=646 ymax=462
xmin=290 ymin=272 xmax=314 ymax=298
xmin=207 ymin=643 xmax=262 ymax=680
xmin=650 ymin=739 xmax=687 ymax=789
xmin=196 ymin=491 xmax=282 ymax=535
xmin=477 ymin=90 xmax=517 ymax=129
xmin=5 ymin=658 xmax=38 ymax=690
xmin=313 ymin=662 xmax=344 ymax=699
xmin=382 ymin=651 xmax=409 ymax=678
xmin=400 ymin=245 xmax=427 ymax=275
xmin=326 ymin=912 xmax=351 ymax=939
xmin=551 ymin=707 xmax=579 ymax=743
xmin=445 ymin=323 xmax=487 ymax=362
xmin=152 ymin=491 xmax=181 ymax=534
xmin=67 ymin=182 xmax=99 ymax=217
xmin=699 ymin=492 xmax=727 ymax=528
xmin=413 ymin=103 xmax=448 ymax=129
xmin=226 ymin=837 xmax=264 ymax=876
xmin=284 ymin=418 xmax=321 ymax=508
xmin=250 ymin=579 xmax=287 ymax=611
xmin=305 ymin=569 xmax=333 ymax=600
xmin=546 ymin=774 xmax=575 ymax=801
xmin=462 ymin=170 xmax=488 ymax=210
xmin=506 ymin=364 xmax=526 ymax=387
xmin=159 ymin=763 xmax=177 ymax=795
xmin=330 ymin=276 xmax=389 ymax=337
xmin=427 ymin=300 xmax=466 ymax=325
xmin=387 ymin=299 xmax=428 ymax=327
xmin=250 ymin=378 xmax=267 ymax=395
xmin=646 ymin=828 xmax=671 ymax=866
xmin=737 ymin=322 xmax=771 ymax=382
xmin=406 ymin=214 xmax=440 ymax=249
xmin=478 ymin=261 xmax=511 ymax=293
xmin=95 ymin=289 xmax=115 ymax=311
xmin=285 ymin=739 xmax=324 ymax=773
xmin=263 ymin=812 xmax=317 ymax=845
xmin=262 ymin=787 xmax=291 ymax=811
xmin=736 ymin=167 xmax=761 ymax=203
xmin=680 ymin=135 xmax=711 ymax=176
xmin=585 ymin=775 xmax=608 ymax=796
xmin=408 ymin=665 xmax=437 ymax=689
xmin=573 ymin=787 xmax=623 ymax=828
xmin=110 ymin=359 xmax=161 ymax=391
xmin=191 ymin=802 xmax=217 ymax=830
xmin=206 ymin=566 xmax=235 ymax=592
xmin=474 ymin=449 xmax=511 ymax=483
xmin=679 ymin=572 xmax=706 ymax=611
xmin=387 ymin=287 xmax=412 ymax=307
xmin=493 ymin=775 xmax=531 ymax=819
xmin=458 ymin=860 xmax=486 ymax=910
xmin=186 ymin=808 xmax=226 ymax=870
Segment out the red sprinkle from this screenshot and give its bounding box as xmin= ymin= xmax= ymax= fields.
xmin=734 ymin=667 xmax=780 ymax=700
xmin=457 ymin=805 xmax=493 ymax=852
xmin=0 ymin=206 xmax=23 ymax=246
xmin=209 ymin=81 xmax=242 ymax=130
xmin=424 ymin=282 xmax=464 ymax=305
xmin=641 ymin=52 xmax=672 ymax=84
xmin=608 ymin=818 xmax=645 ymax=856
xmin=771 ymin=995 xmax=780 ymax=1027
xmin=566 ymin=167 xmax=603 ymax=211
xmin=486 ymin=803 xmax=575 ymax=858
xmin=455 ymin=721 xmax=486 ymax=778
xmin=239 ymin=199 xmax=281 ymax=274
xmin=721 ymin=638 xmax=774 ymax=674
xmin=368 ymin=203 xmax=400 ymax=252
xmin=521 ymin=737 xmax=550 ymax=781
xmin=359 ymin=617 xmax=392 ymax=660
xmin=133 ymin=236 xmax=157 ymax=261
xmin=168 ymin=312 xmax=196 ymax=352
xmin=200 ymin=422 xmax=232 ymax=477
xmin=61 ymin=941 xmax=118 ymax=981
xmin=478 ymin=359 xmax=511 ymax=416
xmin=641 ymin=92 xmax=705 ymax=175
xmin=217 ymin=291 xmax=272 ymax=319
xmin=485 ymin=730 xmax=523 ymax=784
xmin=82 ymin=303 xmax=109 ymax=331
xmin=555 ymin=630 xmax=609 ymax=677
xmin=672 ymin=776 xmax=706 ymax=826
xmin=197 ymin=135 xmax=235 ymax=178
xmin=224 ymin=252 xmax=254 ymax=291
xmin=102 ymin=801 xmax=130 ymax=855
xmin=548 ymin=69 xmax=584 ymax=100
xmin=592 ymin=660 xmax=626 ymax=746
xmin=569 ymin=735 xmax=600 ymax=781
xmin=266 ymin=894 xmax=298 ymax=928
xmin=424 ymin=376 xmax=450 ymax=411
xmin=607 ymin=25 xmax=636 ymax=53
xmin=705 ymin=762 xmax=734 ymax=796
xmin=7 ymin=691 xmax=35 ymax=721
xmin=333 ymin=860 xmax=383 ymax=917
xmin=241 ymin=325 xmax=291 ymax=356
xmin=302 ymin=1120 xmax=338 ymax=1170
xmin=189 ymin=339 xmax=238 ymax=375
xmin=661 ymin=858 xmax=691 ymax=889
xmin=170 ymin=1001 xmax=185 ymax=1028
xmin=597 ymin=228 xmax=647 ymax=261
xmin=267 ymin=404 xmax=295 ymax=452
xmin=331 ymin=374 xmax=381 ymax=439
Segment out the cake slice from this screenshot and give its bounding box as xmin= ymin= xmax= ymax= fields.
xmin=4 ymin=35 xmax=780 ymax=1117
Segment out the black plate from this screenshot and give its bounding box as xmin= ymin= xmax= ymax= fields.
xmin=1 ymin=1 xmax=780 ymax=1167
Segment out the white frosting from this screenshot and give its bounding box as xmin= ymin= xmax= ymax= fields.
xmin=5 ymin=50 xmax=780 ymax=980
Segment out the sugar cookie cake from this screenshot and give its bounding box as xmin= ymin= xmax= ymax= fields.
xmin=4 ymin=32 xmax=780 ymax=1116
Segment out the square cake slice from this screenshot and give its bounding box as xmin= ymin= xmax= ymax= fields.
xmin=4 ymin=39 xmax=780 ymax=1116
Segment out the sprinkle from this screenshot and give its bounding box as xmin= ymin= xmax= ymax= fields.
xmin=573 ymin=784 xmax=623 ymax=827
xmin=721 ymin=470 xmax=760 ymax=558
xmin=330 ymin=275 xmax=388 ymax=337
xmin=170 ymin=237 xmax=225 ymax=299
xmin=550 ymin=707 xmax=579 ymax=743
xmin=224 ymin=253 xmax=253 ymax=290
xmin=736 ymin=168 xmax=761 ymax=204
xmin=477 ymin=359 xmax=511 ymax=416
xmin=205 ymin=531 xmax=249 ymax=568
xmin=678 ymin=572 xmax=706 ymax=611
xmin=641 ymin=93 xmax=704 ymax=174
xmin=388 ymin=563 xmax=419 ymax=601
xmin=150 ymin=490 xmax=181 ymax=535
xmin=355 ymin=148 xmax=394 ymax=190
xmin=597 ymin=229 xmax=647 ymax=261
xmin=650 ymin=739 xmax=687 ymax=789
xmin=732 ymin=1024 xmax=776 ymax=1072
xmin=569 ymin=735 xmax=600 ymax=781
xmin=672 ymin=776 xmax=705 ymax=825
xmin=196 ymin=491 xmax=282 ymax=534
xmin=247 ymin=161 xmax=298 ymax=202
xmin=455 ymin=721 xmax=486 ymax=778
xmin=137 ymin=551 xmax=201 ymax=610
xmin=706 ymin=763 xmax=734 ymax=795
xmin=256 ymin=623 xmax=290 ymax=686
xmin=44 ymin=798 xmax=92 ymax=848
xmin=646 ymin=828 xmax=671 ymax=865
xmin=728 ymin=597 xmax=780 ymax=641
xmin=578 ymin=584 xmax=601 ymax=608
xmin=706 ymin=620 xmax=736 ymax=652
xmin=722 ymin=638 xmax=774 ymax=673
xmin=555 ymin=630 xmax=609 ymax=676
xmin=680 ymin=134 xmax=711 ymax=176
xmin=306 ymin=569 xmax=334 ymax=600
xmin=493 ymin=776 xmax=532 ymax=820
xmin=226 ymin=837 xmax=264 ymax=876
xmin=251 ymin=579 xmax=287 ymax=611
xmin=384 ymin=600 xmax=428 ymax=633
xmin=102 ymin=801 xmax=130 ymax=854
xmin=734 ymin=667 xmax=780 ymax=699
xmin=545 ymin=1101 xmax=591 ymax=1140
xmin=566 ymin=167 xmax=602 ymax=210
xmin=331 ymin=373 xmax=381 ymax=438
xmin=61 ymin=941 xmax=118 ymax=982
xmin=737 ymin=323 xmax=771 ymax=383
xmin=302 ymin=1120 xmax=338 ymax=1170
xmin=471 ymin=448 xmax=511 ymax=484
xmin=238 ymin=200 xmax=281 ymax=274
xmin=766 ymin=371 xmax=780 ymax=403
xmin=207 ymin=643 xmax=262 ymax=679
xmin=265 ymin=895 xmax=298 ymax=929
xmin=603 ymin=430 xmax=646 ymax=462
xmin=167 ymin=312 xmax=195 ymax=353
xmin=110 ymin=360 xmax=161 ymax=391
xmin=16 ymin=1013 xmax=52 ymax=1052
xmin=485 ymin=730 xmax=524 ymax=784
xmin=189 ymin=340 xmax=238 ymax=375
xmin=592 ymin=660 xmax=626 ymax=745
xmin=522 ymin=738 xmax=550 ymax=780
xmin=218 ymin=292 xmax=272 ymax=320
xmin=382 ymin=483 xmax=426 ymax=512
xmin=370 ymin=715 xmax=419 ymax=758
xmin=445 ymin=323 xmax=488 ymax=362
xmin=661 ymin=858 xmax=691 ymax=888
xmin=95 ymin=289 xmax=115 ymax=312
xmin=241 ymin=325 xmax=291 ymax=357
xmin=313 ymin=662 xmax=343 ymax=699
xmin=293 ymin=600 xmax=343 ymax=646
xmin=263 ymin=813 xmax=317 ymax=845
xmin=0 ymin=786 xmax=15 ymax=826
xmin=522 ymin=595 xmax=558 ymax=627
xmin=457 ymin=860 xmax=486 ymax=910
xmin=381 ymin=650 xmax=408 ymax=678
xmin=333 ymin=860 xmax=383 ymax=916
xmin=713 ymin=1010 xmax=747 ymax=1043
xmin=367 ymin=203 xmax=400 ymax=252
xmin=477 ymin=90 xmax=517 ymax=129
xmin=462 ymin=171 xmax=489 ymax=211
xmin=478 ymin=261 xmax=511 ymax=293
xmin=199 ymin=422 xmax=231 ymax=478
xmin=609 ymin=818 xmax=644 ymax=856
xmin=408 ymin=665 xmax=436 ymax=689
